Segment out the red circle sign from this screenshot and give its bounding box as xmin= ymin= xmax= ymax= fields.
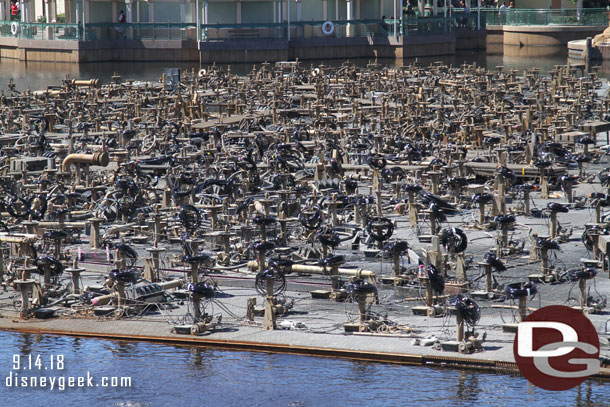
xmin=513 ymin=305 xmax=600 ymax=391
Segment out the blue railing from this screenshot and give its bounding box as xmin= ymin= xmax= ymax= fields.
xmin=0 ymin=21 xmax=81 ymax=40
xmin=474 ymin=7 xmax=609 ymax=26
xmin=0 ymin=15 xmax=490 ymax=43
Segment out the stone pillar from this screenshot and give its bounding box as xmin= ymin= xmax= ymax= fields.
xmin=112 ymin=1 xmax=118 ymax=23
xmin=346 ymin=0 xmax=353 ymax=36
xmin=126 ymin=0 xmax=133 ymax=22
xmin=45 ymin=0 xmax=52 ymax=22
xmin=125 ymin=0 xmax=133 ymax=39
xmin=296 ymin=0 xmax=301 ymax=21
xmin=322 ymin=0 xmax=327 ymax=20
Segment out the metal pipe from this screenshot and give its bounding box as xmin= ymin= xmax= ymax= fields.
xmin=0 ymin=233 xmax=38 ymax=243
xmin=70 ymin=79 xmax=100 ymax=87
xmin=62 ymin=152 xmax=110 ymax=172
xmin=37 ymin=222 xmax=87 ymax=229
xmin=247 ymin=261 xmax=376 ymax=279
xmin=91 ymin=279 xmax=184 ymax=306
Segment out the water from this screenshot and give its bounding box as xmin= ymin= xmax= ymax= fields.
xmin=0 ymin=46 xmax=608 ymax=92
xmin=0 ymin=331 xmax=607 ymax=407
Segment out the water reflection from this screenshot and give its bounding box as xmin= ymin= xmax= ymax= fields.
xmin=1 ymin=330 xmax=609 ymax=407
xmin=1 ymin=46 xmax=609 ymax=93
xmin=455 ymin=370 xmax=480 ymax=403
xmin=16 ymin=333 xmax=34 ymax=355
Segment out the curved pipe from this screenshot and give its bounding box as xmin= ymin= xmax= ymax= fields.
xmin=62 ymin=152 xmax=110 ymax=172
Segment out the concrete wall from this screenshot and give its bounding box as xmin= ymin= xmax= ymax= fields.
xmin=360 ymin=0 xmax=377 ymax=19
xmin=515 ymin=0 xmax=550 ymax=8
xmin=301 ymin=0 xmax=323 ymax=20
xmin=455 ymin=29 xmax=486 ymax=50
xmin=0 ymin=30 xmax=483 ymax=63
xmin=89 ymin=2 xmax=113 ymax=23
xmin=154 ymin=2 xmax=182 ymax=22
xmin=242 ymin=1 xmax=273 ymax=23
xmin=197 ymin=31 xmax=476 ymax=63
xmin=486 ymin=25 xmax=503 ymax=44
xmin=209 ymin=1 xmax=237 ymax=23
xmin=382 ymin=0 xmax=394 ymax=18
xmin=503 ymin=25 xmax=606 ymax=46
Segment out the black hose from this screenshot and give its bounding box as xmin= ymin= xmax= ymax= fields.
xmin=255 ymin=269 xmax=287 ymax=297
xmin=427 ymin=264 xmax=444 ymax=294
xmin=567 ymin=268 xmax=598 ymax=282
xmin=187 ymin=282 xmax=215 ymax=299
xmin=344 ymin=278 xmax=377 ymax=295
xmin=504 ymin=281 xmax=537 ymax=299
xmin=298 ymin=206 xmax=323 ymax=230
xmin=108 ymin=269 xmax=137 ymax=283
xmin=440 ymin=228 xmax=468 ymax=253
xmin=179 ymin=204 xmax=201 ymax=230
xmin=449 ymin=294 xmax=480 ymax=327
xmin=366 ymin=217 xmax=394 ymax=242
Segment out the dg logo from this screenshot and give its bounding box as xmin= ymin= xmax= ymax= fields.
xmin=514 ymin=305 xmax=600 ymax=391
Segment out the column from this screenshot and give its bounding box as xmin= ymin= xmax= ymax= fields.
xmin=432 ymin=0 xmax=437 ymax=16
xmin=296 ymin=0 xmax=301 ymax=20
xmin=64 ymin=0 xmax=71 ymax=23
xmin=379 ymin=0 xmax=383 ymax=18
xmin=112 ymin=0 xmax=118 ymax=38
xmin=112 ymin=1 xmax=117 ymax=22
xmin=418 ymin=0 xmax=424 ymax=16
xmin=45 ymin=0 xmax=56 ymax=38
xmin=393 ymin=0 xmax=397 ymax=36
xmin=236 ymin=0 xmax=241 ymax=24
xmin=125 ymin=1 xmax=132 ymax=22
xmin=355 ymin=0 xmax=359 ymax=19
xmin=180 ymin=0 xmax=185 ymax=22
xmin=277 ymin=0 xmax=281 ymax=22
xmin=203 ymin=0 xmax=208 ymax=39
xmin=195 ymin=0 xmax=199 ymax=40
xmin=346 ymin=0 xmax=353 ymax=36
xmin=126 ymin=0 xmax=133 ymax=39
xmin=322 ymin=0 xmax=327 ymax=20
xmin=46 ymin=0 xmax=51 ymax=22
xmin=276 ymin=0 xmax=282 ymax=38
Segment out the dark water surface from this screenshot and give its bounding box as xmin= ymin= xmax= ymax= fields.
xmin=0 ymin=331 xmax=608 ymax=407
xmin=0 ymin=46 xmax=608 ymax=91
